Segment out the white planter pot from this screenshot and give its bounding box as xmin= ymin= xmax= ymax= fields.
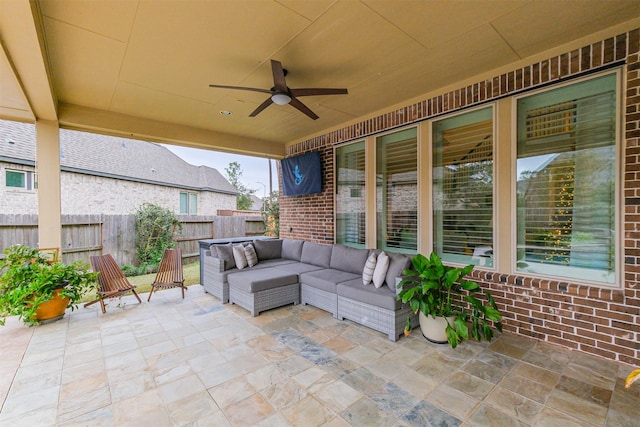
xmin=419 ymin=312 xmax=455 ymax=344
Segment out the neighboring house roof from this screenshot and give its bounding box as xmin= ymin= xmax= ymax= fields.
xmin=249 ymin=195 xmax=263 ymax=211
xmin=0 ymin=120 xmax=237 ymax=194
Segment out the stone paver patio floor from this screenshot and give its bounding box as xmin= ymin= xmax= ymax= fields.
xmin=0 ymin=285 xmax=638 ymax=426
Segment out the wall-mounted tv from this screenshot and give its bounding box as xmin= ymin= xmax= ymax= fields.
xmin=281 ymin=151 xmax=322 ymax=196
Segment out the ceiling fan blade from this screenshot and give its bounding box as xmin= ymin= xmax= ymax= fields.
xmin=249 ymin=97 xmax=274 ymax=117
xmin=209 ymin=84 xmax=272 ymax=95
xmin=289 ymin=97 xmax=319 ymax=120
xmin=271 ymin=60 xmax=288 ymax=93
xmin=290 ymin=88 xmax=348 ymax=97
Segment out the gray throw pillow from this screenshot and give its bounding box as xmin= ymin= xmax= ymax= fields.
xmin=385 ymin=252 xmax=411 ymax=292
xmin=215 ymin=244 xmax=235 ymax=270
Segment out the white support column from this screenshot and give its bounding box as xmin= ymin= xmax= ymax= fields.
xmin=35 ymin=119 xmax=62 ymax=250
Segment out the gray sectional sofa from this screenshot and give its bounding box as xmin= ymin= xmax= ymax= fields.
xmin=201 ymin=238 xmax=419 ymax=341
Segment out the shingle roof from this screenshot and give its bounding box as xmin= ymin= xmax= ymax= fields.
xmin=0 ymin=120 xmax=237 ymax=194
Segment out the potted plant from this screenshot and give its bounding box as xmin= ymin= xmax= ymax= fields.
xmin=0 ymin=245 xmax=98 ymax=326
xmin=397 ymin=252 xmax=503 ymax=348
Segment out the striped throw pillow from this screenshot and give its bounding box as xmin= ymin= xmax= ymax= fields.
xmin=232 ymin=244 xmax=248 ymax=270
xmin=362 ymin=252 xmax=378 ymax=285
xmin=244 ymin=244 xmax=258 ymax=267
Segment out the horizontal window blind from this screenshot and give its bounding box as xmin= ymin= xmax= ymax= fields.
xmin=377 ymin=128 xmax=417 ymax=252
xmin=433 ymin=108 xmax=493 ymax=266
xmin=517 ymin=73 xmax=616 ymax=283
xmin=336 ymin=142 xmax=366 ymax=247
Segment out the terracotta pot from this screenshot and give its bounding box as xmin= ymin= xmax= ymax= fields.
xmin=419 ymin=312 xmax=455 ymax=344
xmin=34 ymin=288 xmax=70 ymax=323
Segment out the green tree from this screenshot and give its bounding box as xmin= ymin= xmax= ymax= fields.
xmin=225 ymin=161 xmax=255 ymax=210
xmin=134 ymin=203 xmax=182 ymax=266
xmin=262 ymin=190 xmax=280 ymax=237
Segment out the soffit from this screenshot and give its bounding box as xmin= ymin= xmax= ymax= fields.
xmin=0 ymin=0 xmax=638 ymax=158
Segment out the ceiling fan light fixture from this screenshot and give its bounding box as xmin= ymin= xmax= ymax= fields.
xmin=271 ymin=93 xmax=292 ymax=105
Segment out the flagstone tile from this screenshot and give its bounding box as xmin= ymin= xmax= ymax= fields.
xmin=209 ymin=376 xmax=257 ymax=409
xmin=484 ymin=386 xmax=542 ymax=425
xmin=223 ymin=393 xmax=275 ymax=426
xmin=313 ymin=379 xmax=363 ymax=412
xmin=426 ymin=383 xmax=480 ymax=421
xmin=466 ymin=403 xmax=527 ymax=427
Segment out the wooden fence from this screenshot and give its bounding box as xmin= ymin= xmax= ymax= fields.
xmin=0 ymin=214 xmax=265 ymax=267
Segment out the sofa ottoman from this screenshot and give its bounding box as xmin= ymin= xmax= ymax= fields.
xmin=228 ymin=268 xmax=299 ymax=316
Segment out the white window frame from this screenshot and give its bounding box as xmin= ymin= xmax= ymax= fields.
xmin=5 ymin=168 xmax=36 ymax=191
xmin=180 ymin=191 xmax=198 ymax=215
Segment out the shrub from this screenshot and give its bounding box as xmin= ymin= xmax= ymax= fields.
xmin=134 ymin=203 xmax=181 ymax=266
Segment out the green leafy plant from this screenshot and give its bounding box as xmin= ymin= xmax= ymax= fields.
xmin=0 ymin=245 xmax=98 ymax=326
xmin=397 ymin=252 xmax=503 ymax=348
xmin=262 ymin=190 xmax=280 ymax=237
xmin=134 ymin=203 xmax=181 ymax=266
xmin=225 ymin=161 xmax=256 ymax=211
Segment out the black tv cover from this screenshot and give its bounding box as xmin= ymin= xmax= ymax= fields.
xmin=281 ymin=151 xmax=322 ymax=196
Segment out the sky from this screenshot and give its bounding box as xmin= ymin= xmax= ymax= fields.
xmin=162 ymin=144 xmax=276 ymax=197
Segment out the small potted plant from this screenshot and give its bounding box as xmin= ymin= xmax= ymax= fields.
xmin=0 ymin=245 xmax=98 ymax=326
xmin=397 ymin=252 xmax=503 ymax=348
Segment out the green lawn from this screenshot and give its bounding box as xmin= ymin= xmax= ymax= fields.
xmin=80 ymin=261 xmax=200 ymax=303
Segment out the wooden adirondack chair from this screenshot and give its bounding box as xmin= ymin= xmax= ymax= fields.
xmin=85 ymin=254 xmax=142 ymax=313
xmin=147 ymin=249 xmax=186 ymax=301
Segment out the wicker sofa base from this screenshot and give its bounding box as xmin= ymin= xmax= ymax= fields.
xmin=203 ymin=255 xmax=229 ymax=303
xmin=337 ymin=296 xmax=418 ymax=341
xmin=229 ymin=282 xmax=300 ymax=317
xmin=301 ymin=284 xmax=338 ymax=318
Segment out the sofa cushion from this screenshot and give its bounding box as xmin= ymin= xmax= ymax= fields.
xmin=362 ymin=252 xmax=377 ymax=285
xmin=215 ymin=244 xmax=236 ymax=270
xmin=282 ymin=239 xmax=304 ymax=261
xmin=329 ymin=244 xmax=369 ymax=275
xmin=373 ymin=252 xmax=389 ymax=288
xmin=254 ymin=239 xmax=283 ymax=260
xmin=300 ymin=242 xmax=332 ymax=268
xmin=228 ymin=269 xmax=298 ymax=293
xmin=385 ymin=252 xmax=412 ymax=292
xmin=300 ymin=268 xmax=360 ymax=293
xmin=233 ymin=245 xmax=248 ymax=270
xmin=244 ymin=244 xmax=258 ymax=267
xmin=337 ymin=279 xmax=402 ymax=311
xmin=274 ymin=262 xmax=325 ymax=275
xmin=257 ymin=258 xmax=297 ymax=268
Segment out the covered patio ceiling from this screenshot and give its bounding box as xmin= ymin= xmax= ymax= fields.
xmin=1 ymin=0 xmax=639 ymax=159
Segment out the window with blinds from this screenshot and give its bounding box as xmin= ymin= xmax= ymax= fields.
xmin=376 ymin=128 xmax=417 ymax=253
xmin=516 ymin=72 xmax=617 ymax=284
xmin=336 ymin=141 xmax=366 ymax=248
xmin=433 ymin=107 xmax=494 ymax=266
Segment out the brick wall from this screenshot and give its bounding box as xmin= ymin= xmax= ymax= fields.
xmin=281 ymin=28 xmax=640 ymax=364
